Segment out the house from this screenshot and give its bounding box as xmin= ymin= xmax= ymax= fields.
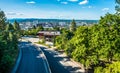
xmin=38 ymin=31 xmax=60 ymax=42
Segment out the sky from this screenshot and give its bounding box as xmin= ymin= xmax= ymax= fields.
xmin=0 ymin=0 xmax=116 ymax=20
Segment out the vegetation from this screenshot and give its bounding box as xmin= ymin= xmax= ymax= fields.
xmin=55 ymin=1 xmax=120 ymax=72
xmin=70 ymin=19 xmax=76 ymax=32
xmin=116 ymin=0 xmax=120 ymax=13
xmin=37 ymin=39 xmax=45 ymax=44
xmin=23 ymin=25 xmax=44 ymax=36
xmin=55 ymin=28 xmax=74 ymax=50
xmin=0 ymin=10 xmax=20 ymax=73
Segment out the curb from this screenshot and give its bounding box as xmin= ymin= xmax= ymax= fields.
xmin=11 ymin=45 xmax=22 ymax=73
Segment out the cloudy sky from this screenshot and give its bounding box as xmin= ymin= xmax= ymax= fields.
xmin=0 ymin=0 xmax=115 ymax=19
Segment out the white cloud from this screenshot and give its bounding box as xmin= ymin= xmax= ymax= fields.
xmin=61 ymin=2 xmax=68 ymax=4
xmin=7 ymin=12 xmax=24 ymax=16
xmin=7 ymin=12 xmax=17 ymax=15
xmin=26 ymin=1 xmax=36 ymax=4
xmin=102 ymin=8 xmax=109 ymax=11
xmin=79 ymin=0 xmax=88 ymax=5
xmin=17 ymin=13 xmax=24 ymax=15
xmin=68 ymin=0 xmax=78 ymax=2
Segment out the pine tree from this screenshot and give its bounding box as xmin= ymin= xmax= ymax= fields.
xmin=115 ymin=0 xmax=120 ymax=13
xmin=0 ymin=10 xmax=6 ymax=30
xmin=70 ymin=19 xmax=76 ymax=32
xmin=13 ymin=20 xmax=20 ymax=31
xmin=13 ymin=20 xmax=21 ymax=38
xmin=6 ymin=23 xmax=14 ymax=31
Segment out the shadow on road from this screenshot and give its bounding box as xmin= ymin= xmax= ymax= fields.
xmin=40 ymin=47 xmax=82 ymax=73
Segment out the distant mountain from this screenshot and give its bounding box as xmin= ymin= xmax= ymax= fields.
xmin=8 ymin=18 xmax=99 ymax=24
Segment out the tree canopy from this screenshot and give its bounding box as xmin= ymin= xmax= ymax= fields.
xmin=0 ymin=10 xmax=6 ymax=30
xmin=55 ymin=13 xmax=120 ymax=73
xmin=0 ymin=10 xmax=20 ymax=73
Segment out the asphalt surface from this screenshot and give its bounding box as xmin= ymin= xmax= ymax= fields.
xmin=16 ymin=42 xmax=47 ymax=73
xmin=40 ymin=47 xmax=70 ymax=73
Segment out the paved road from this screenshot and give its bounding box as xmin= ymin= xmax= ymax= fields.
xmin=17 ymin=42 xmax=48 ymax=73
xmin=40 ymin=47 xmax=70 ymax=73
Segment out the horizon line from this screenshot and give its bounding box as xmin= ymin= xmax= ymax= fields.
xmin=8 ymin=18 xmax=99 ymax=20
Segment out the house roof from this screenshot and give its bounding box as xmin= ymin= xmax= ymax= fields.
xmin=38 ymin=31 xmax=60 ymax=36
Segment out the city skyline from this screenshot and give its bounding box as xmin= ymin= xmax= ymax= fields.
xmin=0 ymin=0 xmax=115 ymax=20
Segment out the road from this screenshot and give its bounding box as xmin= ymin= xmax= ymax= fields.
xmin=16 ymin=42 xmax=48 ymax=73
xmin=40 ymin=47 xmax=70 ymax=73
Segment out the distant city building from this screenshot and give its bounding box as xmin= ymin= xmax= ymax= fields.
xmin=16 ymin=19 xmax=98 ymax=30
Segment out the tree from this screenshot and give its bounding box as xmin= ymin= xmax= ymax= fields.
xmin=70 ymin=19 xmax=76 ymax=32
xmin=13 ymin=20 xmax=20 ymax=31
xmin=0 ymin=10 xmax=6 ymax=30
xmin=63 ymin=13 xmax=120 ymax=72
xmin=6 ymin=23 xmax=14 ymax=31
xmin=53 ymin=26 xmax=60 ymax=31
xmin=0 ymin=10 xmax=19 ymax=73
xmin=70 ymin=26 xmax=99 ymax=69
xmin=13 ymin=20 xmax=21 ymax=38
xmin=94 ymin=62 xmax=120 ymax=73
xmin=53 ymin=0 xmax=120 ymax=72
xmin=115 ymin=0 xmax=120 ymax=13
xmin=55 ymin=28 xmax=73 ymax=50
xmin=98 ymin=13 xmax=120 ymax=62
xmin=33 ymin=25 xmax=36 ymax=29
xmin=36 ymin=26 xmax=44 ymax=32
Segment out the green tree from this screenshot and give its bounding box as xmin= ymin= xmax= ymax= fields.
xmin=115 ymin=0 xmax=120 ymax=13
xmin=13 ymin=20 xmax=21 ymax=38
xmin=94 ymin=62 xmax=120 ymax=73
xmin=0 ymin=9 xmax=6 ymax=30
xmin=70 ymin=26 xmax=99 ymax=69
xmin=6 ymin=23 xmax=14 ymax=31
xmin=55 ymin=28 xmax=73 ymax=50
xmin=64 ymin=13 xmax=120 ymax=72
xmin=0 ymin=10 xmax=19 ymax=73
xmin=13 ymin=20 xmax=20 ymax=31
xmin=53 ymin=26 xmax=60 ymax=31
xmin=98 ymin=13 xmax=120 ymax=62
xmin=70 ymin=19 xmax=76 ymax=32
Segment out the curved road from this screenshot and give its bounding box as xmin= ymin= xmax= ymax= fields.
xmin=17 ymin=42 xmax=48 ymax=73
xmin=40 ymin=47 xmax=70 ymax=73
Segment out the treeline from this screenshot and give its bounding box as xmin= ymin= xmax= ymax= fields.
xmin=55 ymin=12 xmax=120 ymax=73
xmin=0 ymin=10 xmax=21 ymax=73
xmin=23 ymin=25 xmax=44 ymax=36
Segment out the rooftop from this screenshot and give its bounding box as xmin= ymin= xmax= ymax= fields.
xmin=38 ymin=31 xmax=60 ymax=36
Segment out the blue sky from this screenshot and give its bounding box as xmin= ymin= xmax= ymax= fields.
xmin=0 ymin=0 xmax=115 ymax=19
